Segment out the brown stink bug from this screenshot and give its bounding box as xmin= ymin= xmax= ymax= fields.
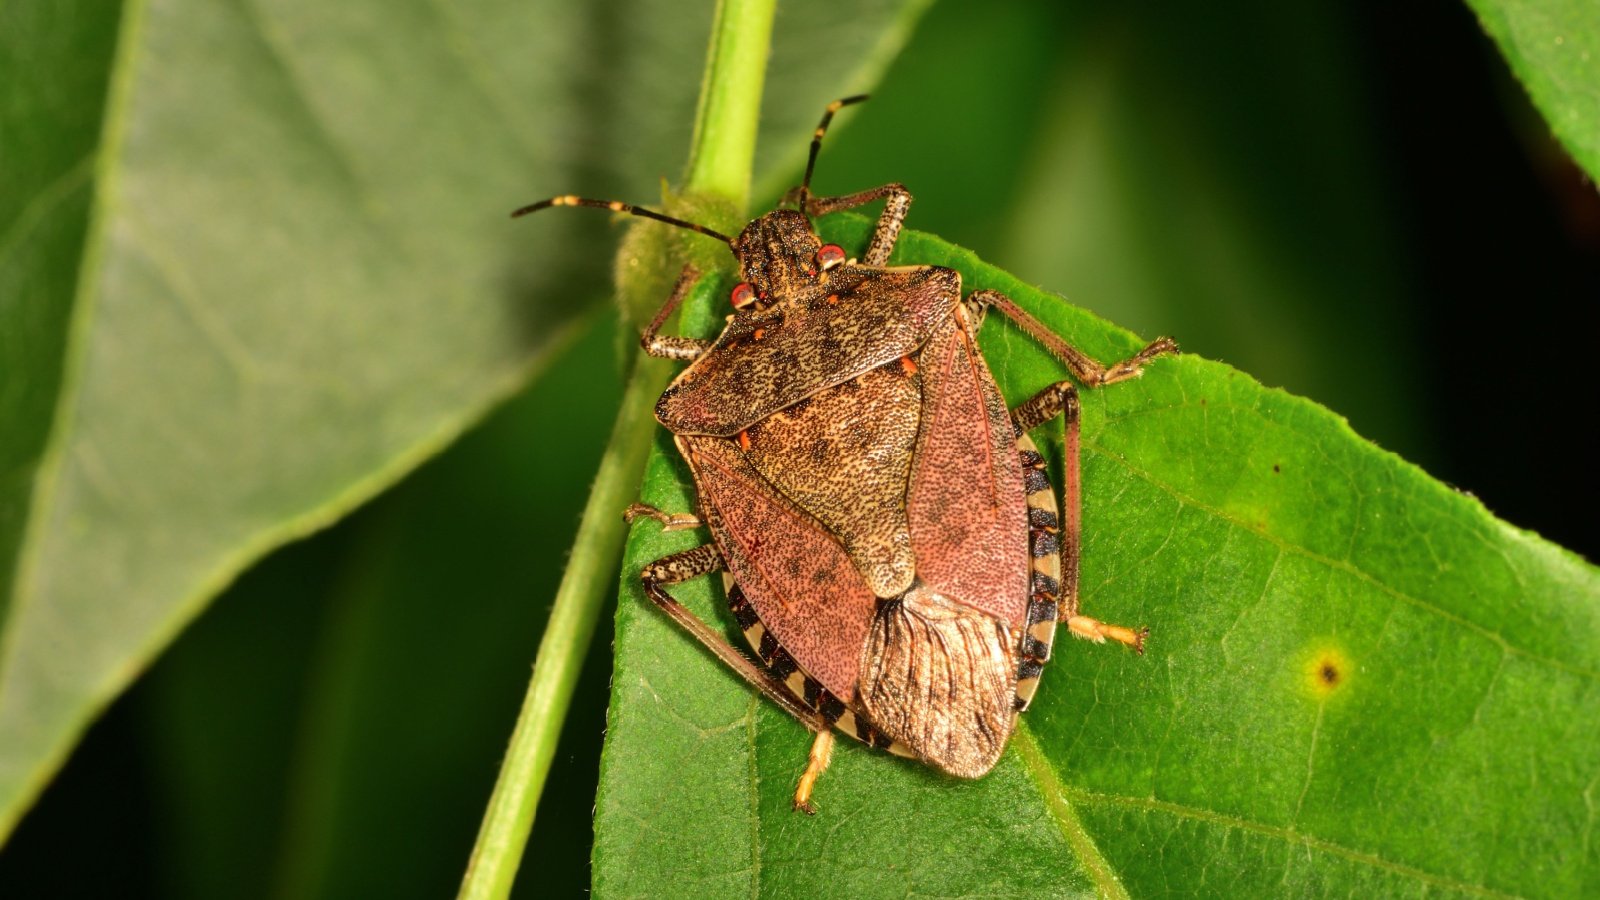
xmin=515 ymin=96 xmax=1176 ymax=813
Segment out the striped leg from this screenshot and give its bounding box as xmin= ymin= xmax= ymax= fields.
xmin=639 ymin=264 xmax=713 ymax=361
xmin=623 ymin=502 xmax=702 ymax=532
xmin=1012 ymin=382 xmax=1147 ymax=658
xmin=972 ymin=289 xmax=1177 ymax=387
xmin=638 ymin=544 xmax=830 ymax=733
xmin=801 ymin=183 xmax=912 ymax=266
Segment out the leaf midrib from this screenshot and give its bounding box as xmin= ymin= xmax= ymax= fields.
xmin=1013 ymin=726 xmax=1129 ymax=900
xmin=0 ymin=0 xmax=150 ymax=675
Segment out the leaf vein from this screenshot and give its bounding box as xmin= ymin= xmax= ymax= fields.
xmin=412 ymin=0 xmax=549 ymax=164
xmin=1085 ymin=440 xmax=1600 ymax=682
xmin=0 ymin=155 xmax=95 ymax=270
xmin=1065 ymin=787 xmax=1525 ymax=899
xmin=232 ymin=0 xmax=398 ymax=246
xmin=121 ymin=215 xmax=265 ymax=382
xmin=1013 ymin=725 xmax=1131 ymax=900
xmin=1290 ymin=694 xmax=1325 ymax=830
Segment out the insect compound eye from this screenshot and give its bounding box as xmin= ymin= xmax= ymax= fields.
xmin=816 ymin=244 xmax=847 ymax=271
xmin=730 ymin=282 xmax=757 ymax=310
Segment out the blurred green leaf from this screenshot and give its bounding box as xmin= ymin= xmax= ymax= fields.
xmin=594 ymin=215 xmax=1600 ymax=897
xmin=1467 ymin=0 xmax=1600 ymax=181
xmin=0 ymin=1 xmax=120 ymax=659
xmin=0 ymin=0 xmax=928 ymax=842
xmin=137 ymin=316 xmax=621 ymax=900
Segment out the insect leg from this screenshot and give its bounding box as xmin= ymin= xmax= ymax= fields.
xmin=640 ymin=264 xmax=713 ymax=361
xmin=639 ymin=545 xmax=831 ymax=732
xmin=792 ymin=730 xmax=835 ymax=815
xmin=781 ymin=95 xmax=907 ymax=265
xmin=623 ymin=503 xmax=703 ymax=532
xmin=803 ymin=183 xmax=913 ymax=267
xmin=1012 ymin=381 xmax=1147 ymax=654
xmin=970 ymin=289 xmax=1177 ymax=387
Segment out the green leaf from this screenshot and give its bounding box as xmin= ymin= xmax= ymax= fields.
xmin=1466 ymin=0 xmax=1600 ymax=181
xmin=0 ymin=0 xmax=932 ymax=842
xmin=594 ymin=214 xmax=1600 ymax=897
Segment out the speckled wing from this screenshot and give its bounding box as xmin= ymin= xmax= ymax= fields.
xmin=679 ymin=434 xmax=878 ymax=702
xmin=741 ymin=365 xmax=920 ymax=599
xmin=656 ymin=266 xmax=960 ymax=437
xmin=905 ymin=308 xmax=1031 ymax=630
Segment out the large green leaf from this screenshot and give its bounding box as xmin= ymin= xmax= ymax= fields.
xmin=0 ymin=0 xmax=928 ymax=843
xmin=1467 ymin=0 xmax=1600 ymax=181
xmin=133 ymin=317 xmax=623 ymax=899
xmin=593 ymin=215 xmax=1600 ymax=897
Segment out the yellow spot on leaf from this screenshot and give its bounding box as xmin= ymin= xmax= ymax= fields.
xmin=1303 ymin=645 xmax=1351 ymax=698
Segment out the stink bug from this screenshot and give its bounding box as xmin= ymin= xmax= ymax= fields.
xmin=515 ymin=96 xmax=1176 ymax=812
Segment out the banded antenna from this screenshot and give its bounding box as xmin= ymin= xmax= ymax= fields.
xmin=796 ymin=94 xmax=870 ymax=205
xmin=512 ymin=195 xmax=734 ymax=247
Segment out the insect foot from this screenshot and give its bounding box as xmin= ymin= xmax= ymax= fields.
xmin=792 ymin=731 xmax=835 ymax=815
xmin=1098 ymin=336 xmax=1180 ymax=386
xmin=1066 ymin=616 xmax=1149 ymax=655
xmin=622 ymin=503 xmax=702 ymax=532
xmin=517 ymin=94 xmax=1176 ymax=812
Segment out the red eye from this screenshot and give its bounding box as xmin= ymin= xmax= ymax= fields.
xmin=730 ymin=282 xmax=756 ymax=309
xmin=817 ymin=244 xmax=847 ymax=270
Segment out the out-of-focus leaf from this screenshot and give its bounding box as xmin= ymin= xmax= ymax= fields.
xmin=0 ymin=0 xmax=929 ymax=841
xmin=593 ymin=215 xmax=1600 ymax=897
xmin=1467 ymin=0 xmax=1600 ymax=181
xmin=130 ymin=316 xmax=618 ymax=900
xmin=0 ymin=0 xmax=121 ymax=647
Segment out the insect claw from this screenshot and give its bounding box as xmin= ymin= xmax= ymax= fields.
xmin=1095 ymin=336 xmax=1179 ymax=385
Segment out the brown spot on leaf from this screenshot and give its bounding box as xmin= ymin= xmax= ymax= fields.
xmin=1305 ymin=646 xmax=1350 ymax=698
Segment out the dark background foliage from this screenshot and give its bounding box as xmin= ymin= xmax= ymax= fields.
xmin=1 ymin=0 xmax=1594 ymax=896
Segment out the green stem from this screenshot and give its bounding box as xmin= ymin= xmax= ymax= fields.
xmin=684 ymin=0 xmax=777 ymax=204
xmin=456 ymin=355 xmax=673 ymax=900
xmin=455 ymin=1 xmax=774 ymax=897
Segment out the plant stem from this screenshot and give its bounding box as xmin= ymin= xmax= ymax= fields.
xmin=456 ymin=354 xmax=673 ymax=900
xmin=684 ymin=0 xmax=777 ymax=204
xmin=456 ymin=0 xmax=774 ymax=897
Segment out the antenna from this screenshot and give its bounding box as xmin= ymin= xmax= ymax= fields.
xmin=797 ymin=94 xmax=870 ymax=205
xmin=512 ymin=195 xmax=734 ymax=246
